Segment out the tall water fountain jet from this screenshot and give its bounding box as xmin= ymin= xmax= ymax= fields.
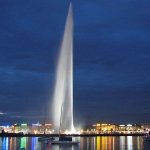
xmin=52 ymin=3 xmax=75 ymax=133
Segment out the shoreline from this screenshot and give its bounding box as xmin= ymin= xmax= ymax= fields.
xmin=0 ymin=133 xmax=146 ymax=137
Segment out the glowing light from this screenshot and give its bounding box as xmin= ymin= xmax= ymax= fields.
xmin=52 ymin=3 xmax=74 ymax=133
xmin=127 ymin=136 xmax=133 ymax=150
xmin=97 ymin=136 xmax=100 ymax=150
xmin=120 ymin=136 xmax=125 ymax=150
xmin=34 ymin=130 xmax=37 ymax=134
xmin=127 ymin=124 xmax=132 ymax=127
xmin=45 ymin=124 xmax=52 ymax=126
xmin=64 ymin=130 xmax=70 ymax=135
xmin=120 ymin=125 xmax=125 ymax=127
xmin=32 ymin=123 xmax=42 ymax=126
xmin=20 ymin=137 xmax=27 ymax=149
xmin=64 ymin=129 xmax=81 ymax=135
xmin=2 ymin=138 xmax=9 ymax=150
xmin=21 ymin=124 xmax=27 ymax=126
xmin=102 ymin=124 xmax=107 ymax=126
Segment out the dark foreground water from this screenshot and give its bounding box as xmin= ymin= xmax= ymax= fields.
xmin=0 ymin=136 xmax=150 ymax=150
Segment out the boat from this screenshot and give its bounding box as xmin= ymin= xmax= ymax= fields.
xmin=38 ymin=137 xmax=54 ymax=142
xmin=51 ymin=136 xmax=79 ymax=145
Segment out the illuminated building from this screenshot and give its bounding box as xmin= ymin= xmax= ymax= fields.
xmin=44 ymin=123 xmax=53 ymax=134
xmin=93 ymin=123 xmax=118 ymax=133
xmin=118 ymin=124 xmax=142 ymax=133
xmin=31 ymin=123 xmax=42 ymax=134
xmin=0 ymin=122 xmax=149 ymax=134
xmin=141 ymin=123 xmax=150 ymax=133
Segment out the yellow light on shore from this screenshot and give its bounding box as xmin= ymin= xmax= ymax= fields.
xmin=34 ymin=130 xmax=37 ymax=134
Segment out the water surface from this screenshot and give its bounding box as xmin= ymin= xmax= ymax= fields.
xmin=0 ymin=136 xmax=150 ymax=150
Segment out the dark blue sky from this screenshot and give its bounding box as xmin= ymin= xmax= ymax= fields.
xmin=0 ymin=0 xmax=150 ymax=125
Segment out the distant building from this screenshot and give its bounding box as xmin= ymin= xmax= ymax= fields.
xmin=141 ymin=123 xmax=150 ymax=133
xmin=118 ymin=124 xmax=142 ymax=133
xmin=93 ymin=123 xmax=118 ymax=133
xmin=31 ymin=123 xmax=53 ymax=134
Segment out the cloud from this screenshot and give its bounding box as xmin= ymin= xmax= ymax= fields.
xmin=0 ymin=112 xmax=6 ymax=115
xmin=0 ymin=0 xmax=150 ymax=123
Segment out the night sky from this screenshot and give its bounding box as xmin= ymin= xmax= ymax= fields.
xmin=0 ymin=0 xmax=150 ymax=125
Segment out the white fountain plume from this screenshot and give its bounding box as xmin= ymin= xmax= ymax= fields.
xmin=52 ymin=3 xmax=75 ymax=133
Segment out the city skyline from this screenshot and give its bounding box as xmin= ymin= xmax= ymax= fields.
xmin=0 ymin=0 xmax=150 ymax=125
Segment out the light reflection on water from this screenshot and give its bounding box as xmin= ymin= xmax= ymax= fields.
xmin=0 ymin=136 xmax=149 ymax=150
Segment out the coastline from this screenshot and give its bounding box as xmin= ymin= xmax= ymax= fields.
xmin=0 ymin=133 xmax=145 ymax=137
